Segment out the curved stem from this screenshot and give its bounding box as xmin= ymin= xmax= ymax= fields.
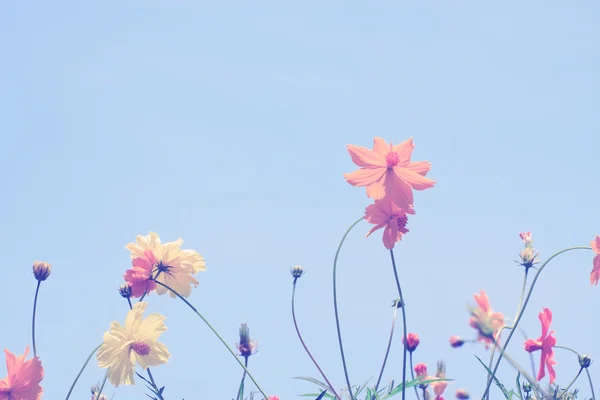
xmin=389 ymin=249 xmax=407 ymax=400
xmin=153 ymin=280 xmax=270 ymax=400
xmin=292 ymin=279 xmax=341 ymax=400
xmin=65 ymin=343 xmax=103 ymax=400
xmin=147 ymin=368 xmax=165 ymax=400
xmin=374 ymin=301 xmax=399 ymax=395
xmin=554 ymin=345 xmax=596 ymax=399
xmin=31 ymin=280 xmax=41 ymax=357
xmin=489 ymin=338 xmax=545 ymax=395
xmin=482 ymin=246 xmax=591 ymax=398
xmin=518 ymin=328 xmax=537 ymax=379
xmin=332 ymin=216 xmax=363 ymax=400
xmin=94 ymin=371 xmax=108 ymax=400
xmin=409 ymin=352 xmax=420 ymax=400
xmin=561 ymin=367 xmax=583 ymax=396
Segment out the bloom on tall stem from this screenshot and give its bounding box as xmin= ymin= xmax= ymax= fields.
xmin=364 ymin=196 xmax=414 ymax=250
xmin=517 ymin=232 xmax=539 ymax=271
xmin=402 ymin=333 xmax=420 ymax=352
xmin=0 ymin=346 xmax=44 ymax=400
xmin=468 ymin=291 xmax=504 ymax=349
xmin=32 ymin=261 xmax=51 ymax=282
xmin=524 ymin=307 xmax=557 ymax=384
xmin=344 ymin=137 xmax=435 ymax=210
xmin=237 ymin=323 xmax=258 ymax=358
xmin=96 ymin=302 xmax=170 ymax=387
xmin=590 ymin=235 xmax=600 ymax=285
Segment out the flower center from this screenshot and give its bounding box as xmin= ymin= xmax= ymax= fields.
xmin=156 ymin=261 xmax=172 ymax=274
xmin=396 ymin=214 xmax=408 ymax=230
xmin=131 ymin=342 xmax=151 ymax=356
xmin=385 ymin=152 xmax=399 ymax=168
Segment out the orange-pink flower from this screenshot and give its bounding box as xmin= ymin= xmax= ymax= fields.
xmin=364 ymin=196 xmax=414 ymax=250
xmin=124 ymin=249 xmax=158 ymax=298
xmin=590 ymin=235 xmax=600 ymax=285
xmin=344 ymin=137 xmax=435 ymax=210
xmin=0 ymin=347 xmax=44 ymax=400
xmin=402 ymin=333 xmax=420 ymax=352
xmin=468 ymin=291 xmax=504 ymax=349
xmin=524 ymin=307 xmax=557 ymax=384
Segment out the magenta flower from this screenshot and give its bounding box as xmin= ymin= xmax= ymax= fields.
xmin=344 ymin=137 xmax=435 ymax=210
xmin=124 ymin=249 xmax=158 ymax=298
xmin=590 ymin=235 xmax=600 ymax=285
xmin=524 ymin=307 xmax=557 ymax=384
xmin=402 ymin=333 xmax=420 ymax=352
xmin=0 ymin=346 xmax=44 ymax=400
xmin=364 ymin=196 xmax=414 ymax=250
xmin=449 ymin=336 xmax=465 ymax=348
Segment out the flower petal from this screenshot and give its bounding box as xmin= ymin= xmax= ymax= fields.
xmin=346 ymin=143 xmax=386 ymax=167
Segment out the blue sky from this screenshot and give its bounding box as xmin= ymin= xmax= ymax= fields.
xmin=1 ymin=1 xmax=599 ymax=399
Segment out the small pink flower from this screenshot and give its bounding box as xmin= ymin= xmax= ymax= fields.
xmin=468 ymin=291 xmax=504 ymax=349
xmin=267 ymin=397 xmax=280 ymax=400
xmin=0 ymin=346 xmax=44 ymax=400
xmin=124 ymin=249 xmax=157 ymax=298
xmin=519 ymin=232 xmax=532 ymax=245
xmin=590 ymin=235 xmax=600 ymax=286
xmin=402 ymin=333 xmax=420 ymax=352
xmin=455 ymin=389 xmax=470 ymax=399
xmin=414 ymin=363 xmax=428 ymax=378
xmin=449 ymin=336 xmax=464 ymax=348
xmin=364 ymin=196 xmax=414 ymax=250
xmin=524 ymin=308 xmax=557 ymax=384
xmin=344 ymin=137 xmax=435 ymax=210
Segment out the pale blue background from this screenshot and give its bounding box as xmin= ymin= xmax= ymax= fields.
xmin=1 ymin=1 xmax=598 ymax=399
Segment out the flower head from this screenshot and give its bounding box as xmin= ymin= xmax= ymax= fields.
xmin=32 ymin=261 xmax=51 ymax=282
xmin=590 ymin=235 xmax=600 ymax=285
xmin=125 ymin=232 xmax=205 ymax=298
xmin=431 ymin=360 xmax=448 ymax=399
xmin=414 ymin=363 xmax=429 ymax=389
xmin=237 ymin=323 xmax=258 ymax=358
xmin=344 ymin=137 xmax=435 ymax=210
xmin=516 ymin=232 xmax=539 ymax=271
xmin=118 ymin=283 xmax=132 ymax=299
xmin=519 ymin=232 xmax=532 ymax=245
xmin=524 ymin=307 xmax=557 ymax=384
xmin=449 ymin=336 xmax=464 ymax=348
xmin=364 ymin=196 xmax=414 ymax=250
xmin=403 ymin=333 xmax=420 ymax=352
xmin=290 ymin=265 xmax=305 ymax=279
xmin=124 ymin=250 xmax=157 ymax=298
xmin=96 ymin=302 xmax=170 ymax=387
xmin=468 ymin=291 xmax=504 ymax=349
xmin=455 ymin=389 xmax=469 ymax=399
xmin=0 ymin=346 xmax=44 ymax=400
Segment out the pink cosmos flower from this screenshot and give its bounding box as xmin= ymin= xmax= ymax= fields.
xmin=524 ymin=308 xmax=557 ymax=384
xmin=402 ymin=333 xmax=420 ymax=352
xmin=0 ymin=346 xmax=44 ymax=400
xmin=468 ymin=291 xmax=504 ymax=349
xmin=267 ymin=397 xmax=280 ymax=400
xmin=590 ymin=235 xmax=600 ymax=286
xmin=519 ymin=232 xmax=532 ymax=245
xmin=344 ymin=137 xmax=435 ymax=210
xmin=449 ymin=336 xmax=464 ymax=348
xmin=455 ymin=389 xmax=470 ymax=399
xmin=364 ymin=196 xmax=414 ymax=250
xmin=124 ymin=249 xmax=158 ymax=298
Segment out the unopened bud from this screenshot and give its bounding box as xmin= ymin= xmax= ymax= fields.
xmin=522 ymin=382 xmax=532 ymax=393
xmin=33 ymin=261 xmax=52 ymax=281
xmin=290 ymin=265 xmax=305 ymax=279
xmin=118 ymin=283 xmax=132 ymax=298
xmin=455 ymin=389 xmax=470 ymax=399
xmin=402 ymin=333 xmax=420 ymax=352
xmin=578 ymin=354 xmax=592 ymax=369
xmin=449 ymin=336 xmax=465 ymax=348
xmin=237 ymin=323 xmax=258 ymax=358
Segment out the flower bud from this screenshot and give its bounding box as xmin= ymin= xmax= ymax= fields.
xmin=33 ymin=261 xmax=52 ymax=281
xmin=402 ymin=333 xmax=420 ymax=352
xmin=237 ymin=323 xmax=258 ymax=358
xmin=118 ymin=283 xmax=132 ymax=298
xmin=290 ymin=265 xmax=305 ymax=279
xmin=579 ymin=354 xmax=592 ymax=369
xmin=449 ymin=336 xmax=465 ymax=348
xmin=455 ymin=389 xmax=470 ymax=399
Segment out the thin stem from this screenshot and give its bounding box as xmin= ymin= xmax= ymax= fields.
xmin=554 ymin=345 xmax=596 ymax=399
xmin=374 ymin=301 xmax=399 ymax=394
xmin=65 ymin=343 xmax=103 ymax=400
xmin=31 ymin=280 xmax=41 ymax=357
xmin=389 ymin=249 xmax=408 ymax=400
xmin=94 ymin=371 xmax=108 ymax=400
xmin=409 ymin=352 xmax=420 ymax=400
xmin=561 ymin=367 xmax=583 ymax=396
xmin=490 ymin=339 xmax=546 ymax=396
xmin=518 ymin=328 xmax=537 ymax=379
xmin=486 ymin=270 xmax=528 ymax=400
xmin=147 ymin=368 xmax=165 ymax=400
xmin=138 ymin=270 xmax=162 ymax=303
xmin=127 ymin=297 xmax=133 ymax=309
xmin=153 ymin=280 xmax=270 ymax=400
xmin=332 ymin=216 xmax=363 ymax=400
xmin=292 ymin=279 xmax=341 ymax=400
xmin=237 ymin=357 xmax=249 ymax=400
xmin=482 ymin=246 xmax=591 ymax=398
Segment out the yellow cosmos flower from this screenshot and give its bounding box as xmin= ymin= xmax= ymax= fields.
xmin=125 ymin=232 xmax=206 ymax=298
xmin=96 ymin=302 xmax=170 ymax=387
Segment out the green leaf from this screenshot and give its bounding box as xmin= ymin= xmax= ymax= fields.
xmin=515 ymin=373 xmax=523 ymax=400
xmin=475 ymin=355 xmax=511 ymax=399
xmin=294 ymin=377 xmax=334 ymax=393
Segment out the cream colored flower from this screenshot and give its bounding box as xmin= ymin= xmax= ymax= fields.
xmin=96 ymin=302 xmax=170 ymax=387
xmin=125 ymin=232 xmax=205 ymax=298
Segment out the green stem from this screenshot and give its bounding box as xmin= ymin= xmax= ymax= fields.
xmin=65 ymin=343 xmax=103 ymax=400
xmin=332 ymin=216 xmax=363 ymax=400
xmin=409 ymin=352 xmax=420 ymax=400
xmin=94 ymin=371 xmax=108 ymax=400
xmin=489 ymin=338 xmax=546 ymax=396
xmin=389 ymin=249 xmax=407 ymax=400
xmin=374 ymin=301 xmax=399 ymax=395
xmin=153 ymin=280 xmax=270 ymax=400
xmin=562 ymin=367 xmax=584 ymax=396
xmin=554 ymin=345 xmax=596 ymax=400
xmin=482 ymin=246 xmax=591 ymax=398
xmin=292 ymin=279 xmax=341 ymax=400
xmin=32 ymin=280 xmax=41 ymax=358
xmin=236 ymin=357 xmax=249 ymax=400
xmin=147 ymin=368 xmax=165 ymax=400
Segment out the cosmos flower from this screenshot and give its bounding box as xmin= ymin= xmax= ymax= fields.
xmin=124 ymin=250 xmax=157 ymax=298
xmin=364 ymin=196 xmax=414 ymax=250
xmin=32 ymin=261 xmax=51 ymax=282
xmin=125 ymin=232 xmax=205 ymax=298
xmin=344 ymin=137 xmax=435 ymax=210
xmin=524 ymin=308 xmax=557 ymax=384
xmin=402 ymin=333 xmax=420 ymax=352
xmin=449 ymin=336 xmax=464 ymax=348
xmin=468 ymin=291 xmax=504 ymax=349
xmin=96 ymin=302 xmax=170 ymax=387
xmin=590 ymin=235 xmax=600 ymax=285
xmin=0 ymin=346 xmax=44 ymax=400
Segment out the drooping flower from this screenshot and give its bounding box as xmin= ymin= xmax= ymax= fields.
xmin=590 ymin=235 xmax=600 ymax=285
xmin=402 ymin=333 xmax=420 ymax=352
xmin=468 ymin=291 xmax=504 ymax=349
xmin=125 ymin=232 xmax=205 ymax=298
xmin=344 ymin=137 xmax=436 ymax=210
xmin=237 ymin=323 xmax=258 ymax=358
xmin=96 ymin=302 xmax=170 ymax=387
xmin=32 ymin=261 xmax=51 ymax=282
xmin=0 ymin=346 xmax=44 ymax=400
xmin=524 ymin=307 xmax=557 ymax=384
xmin=449 ymin=336 xmax=464 ymax=348
xmin=364 ymin=196 xmax=414 ymax=250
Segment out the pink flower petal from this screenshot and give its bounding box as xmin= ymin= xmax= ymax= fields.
xmin=590 ymin=255 xmax=600 ymax=285
xmin=346 ymin=144 xmax=385 ymax=168
xmin=392 ymin=137 xmax=415 ymax=165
